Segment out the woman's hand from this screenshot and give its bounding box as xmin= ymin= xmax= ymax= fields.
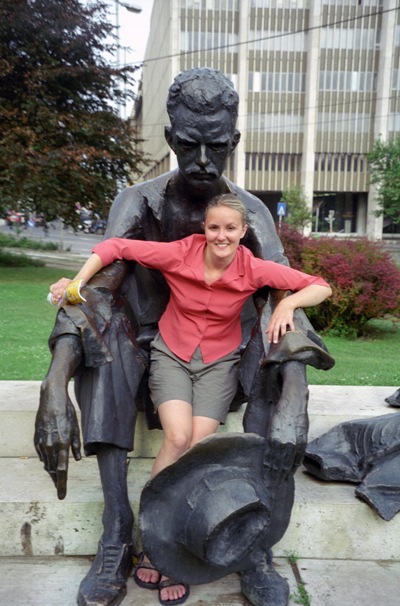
xmin=266 ymin=298 xmax=296 ymax=344
xmin=50 ymin=278 xmax=72 ymax=304
xmin=266 ymin=283 xmax=332 ymax=344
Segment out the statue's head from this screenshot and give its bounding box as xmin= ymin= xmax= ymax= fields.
xmin=165 ymin=68 xmax=241 ymax=192
xmin=167 ymin=67 xmax=239 ymax=130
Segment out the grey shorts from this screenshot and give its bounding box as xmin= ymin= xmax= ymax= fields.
xmin=148 ymin=333 xmax=241 ymax=423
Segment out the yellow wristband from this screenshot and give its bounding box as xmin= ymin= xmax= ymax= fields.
xmin=63 ymin=279 xmax=87 ymax=305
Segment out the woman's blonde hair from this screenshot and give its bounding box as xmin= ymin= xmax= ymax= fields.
xmin=205 ymin=193 xmax=247 ymax=225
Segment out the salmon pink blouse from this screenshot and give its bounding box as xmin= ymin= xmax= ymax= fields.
xmin=92 ymin=234 xmax=329 ymax=363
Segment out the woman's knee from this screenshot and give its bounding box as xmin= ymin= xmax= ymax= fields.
xmin=162 ymin=429 xmax=192 ymax=455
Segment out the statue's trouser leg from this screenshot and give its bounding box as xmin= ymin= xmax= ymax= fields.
xmin=96 ymin=444 xmax=134 ymax=545
xmin=77 ymin=445 xmax=134 ymax=606
xmin=240 ymin=548 xmax=290 ymax=606
xmin=241 ymin=361 xmax=309 ymax=606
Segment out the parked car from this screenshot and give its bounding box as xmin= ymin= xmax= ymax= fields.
xmin=6 ymin=210 xmax=26 ymax=226
xmin=89 ymin=219 xmax=107 ymax=235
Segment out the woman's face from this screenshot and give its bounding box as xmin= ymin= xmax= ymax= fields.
xmin=204 ymin=205 xmax=247 ymax=264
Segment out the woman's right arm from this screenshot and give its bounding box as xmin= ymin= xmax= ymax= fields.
xmin=49 ymin=236 xmax=183 ymax=304
xmin=49 ymin=253 xmax=103 ymax=303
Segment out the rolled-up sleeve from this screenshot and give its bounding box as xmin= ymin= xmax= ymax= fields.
xmin=247 ymin=255 xmax=330 ymax=291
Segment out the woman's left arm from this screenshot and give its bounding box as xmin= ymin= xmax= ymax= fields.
xmin=266 ymin=283 xmax=332 ymax=344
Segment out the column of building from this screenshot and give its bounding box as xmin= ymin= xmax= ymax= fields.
xmin=301 ymin=0 xmax=321 ymax=235
xmin=366 ymin=0 xmax=397 ymax=241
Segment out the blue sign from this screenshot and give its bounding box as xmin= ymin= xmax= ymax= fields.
xmin=277 ymin=202 xmax=286 ymax=217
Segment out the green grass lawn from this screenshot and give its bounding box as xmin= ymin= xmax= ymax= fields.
xmin=0 ymin=266 xmax=399 ymax=385
xmin=307 ymin=319 xmax=400 ymax=386
xmin=0 ymin=267 xmax=74 ymax=379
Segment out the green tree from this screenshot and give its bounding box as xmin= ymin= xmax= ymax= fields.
xmin=0 ymin=0 xmax=146 ymax=227
xmin=367 ymin=136 xmax=400 ymax=226
xmin=281 ymin=185 xmax=312 ymax=232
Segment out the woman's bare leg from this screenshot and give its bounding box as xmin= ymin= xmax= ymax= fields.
xmin=136 ymin=400 xmax=192 ymax=588
xmin=150 ymin=399 xmax=193 ymax=478
xmin=190 ymin=416 xmax=220 ymax=447
xmin=138 ymin=407 xmax=220 ymax=600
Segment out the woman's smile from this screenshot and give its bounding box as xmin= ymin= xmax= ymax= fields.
xmin=204 ymin=206 xmax=247 ymax=266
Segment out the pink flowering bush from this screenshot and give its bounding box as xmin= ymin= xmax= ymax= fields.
xmin=277 ymin=222 xmax=305 ymax=271
xmin=278 ymin=224 xmax=400 ymax=337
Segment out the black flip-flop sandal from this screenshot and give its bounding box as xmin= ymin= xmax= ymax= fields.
xmin=133 ymin=552 xmax=161 ymax=590
xmin=158 ymin=578 xmax=190 ymax=606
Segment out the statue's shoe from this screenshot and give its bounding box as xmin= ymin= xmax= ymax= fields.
xmin=240 ymin=566 xmax=290 ymax=606
xmin=77 ymin=541 xmax=133 ymax=606
xmin=385 ymin=388 xmax=400 ymax=408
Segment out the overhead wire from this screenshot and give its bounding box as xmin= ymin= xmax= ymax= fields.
xmin=120 ymin=4 xmax=400 ymax=68
xmin=130 ymin=93 xmax=400 ymax=139
xmin=125 ymin=3 xmax=399 ymax=141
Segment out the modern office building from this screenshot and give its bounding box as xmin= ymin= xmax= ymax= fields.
xmin=134 ymin=0 xmax=400 ymax=239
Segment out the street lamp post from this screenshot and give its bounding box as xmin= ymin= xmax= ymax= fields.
xmin=115 ymin=0 xmax=141 ymax=70
xmin=113 ymin=0 xmax=142 ymax=191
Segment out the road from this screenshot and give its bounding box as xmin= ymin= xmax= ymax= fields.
xmin=0 ymin=220 xmax=103 ymax=256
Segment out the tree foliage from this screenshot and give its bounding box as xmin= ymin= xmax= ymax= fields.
xmin=367 ymin=136 xmax=400 ymax=226
xmin=0 ymin=0 xmax=146 ymax=227
xmin=281 ymin=185 xmax=312 ymax=232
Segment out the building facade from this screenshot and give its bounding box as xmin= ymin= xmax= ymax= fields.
xmin=134 ymin=0 xmax=400 ymax=239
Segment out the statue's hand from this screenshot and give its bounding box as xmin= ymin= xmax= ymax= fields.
xmin=34 ymin=382 xmax=81 ymax=500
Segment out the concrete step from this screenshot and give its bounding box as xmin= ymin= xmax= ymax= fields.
xmin=1 ymin=555 xmax=399 ymax=606
xmin=0 ymin=382 xmax=399 ymax=562
xmin=0 ymin=381 xmax=395 ymax=458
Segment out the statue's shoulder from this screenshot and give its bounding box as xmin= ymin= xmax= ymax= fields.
xmin=106 ymin=171 xmax=176 ymax=235
xmin=224 ymin=179 xmax=270 ymax=217
xmin=116 ymin=171 xmax=175 ymax=207
xmin=108 ymin=172 xmax=176 ymax=228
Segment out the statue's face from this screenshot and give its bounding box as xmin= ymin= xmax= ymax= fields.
xmin=165 ymin=104 xmax=240 ymax=192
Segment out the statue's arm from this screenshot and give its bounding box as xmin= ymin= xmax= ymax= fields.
xmin=34 ymin=334 xmax=83 ymax=500
xmin=240 ymin=197 xmax=334 ymax=483
xmin=35 ymin=186 xmax=147 ymax=498
xmin=264 ymin=361 xmax=309 ymax=486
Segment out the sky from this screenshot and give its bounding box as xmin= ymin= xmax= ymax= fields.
xmin=113 ymin=0 xmax=154 ymax=64
xmin=108 ymin=0 xmax=155 ymax=115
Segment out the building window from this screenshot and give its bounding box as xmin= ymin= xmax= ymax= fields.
xmin=247 ymin=113 xmax=304 ymax=133
xmin=180 ymin=30 xmax=239 ymax=52
xmin=392 ymin=70 xmax=400 ymax=91
xmin=180 ymin=0 xmax=239 ymax=9
xmin=180 ymin=0 xmax=206 ymax=8
xmin=333 ymin=153 xmax=339 ymax=171
xmin=396 ymin=25 xmax=400 ymax=47
xmin=321 ymin=28 xmax=376 ymax=50
xmin=245 ymin=152 xmax=299 ymax=171
xmin=322 ymin=0 xmax=382 ymax=5
xmin=317 ymin=112 xmax=371 ymax=133
xmin=389 ymin=113 xmax=400 ymax=133
xmin=249 ymin=29 xmax=307 ymax=52
xmin=316 ymin=153 xmax=366 ymax=172
xmin=249 ymin=71 xmax=305 ymax=92
xmin=251 ymin=0 xmax=309 ymax=6
xmin=320 ymin=70 xmax=377 ymax=92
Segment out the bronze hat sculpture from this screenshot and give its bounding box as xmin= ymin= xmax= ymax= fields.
xmin=139 ymin=432 xmax=291 ymax=585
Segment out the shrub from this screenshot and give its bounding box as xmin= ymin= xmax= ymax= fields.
xmin=0 ymin=250 xmax=44 ymax=267
xmin=279 ymin=224 xmax=400 ymax=337
xmin=277 ymin=222 xmax=306 ymax=271
xmin=0 ymin=233 xmax=58 ymax=250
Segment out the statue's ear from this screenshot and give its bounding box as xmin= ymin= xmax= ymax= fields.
xmin=165 ymin=125 xmax=173 ymax=149
xmin=231 ymin=129 xmax=241 ymax=152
